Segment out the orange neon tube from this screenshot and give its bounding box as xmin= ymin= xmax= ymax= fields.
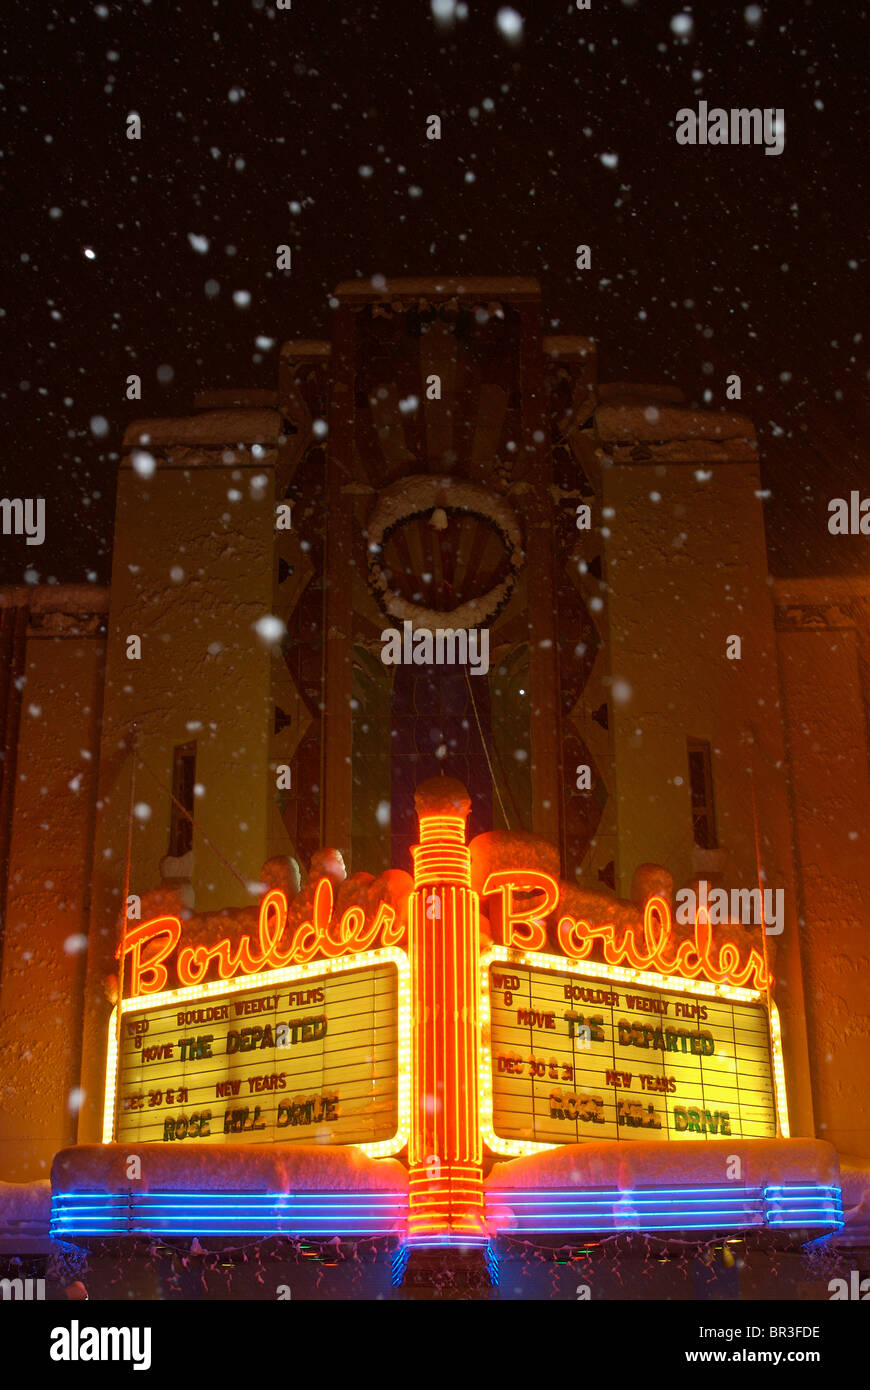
xmin=408 ymin=792 xmax=484 ymax=1240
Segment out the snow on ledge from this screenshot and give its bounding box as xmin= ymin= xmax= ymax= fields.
xmin=485 ymin=1138 xmax=840 ymax=1191
xmin=122 ymin=409 xmax=282 ymax=449
xmin=51 ymin=1145 xmax=408 ymax=1194
xmin=835 ymin=1153 xmax=870 ymax=1242
xmin=595 ymin=404 xmax=756 ymax=445
xmin=334 ymin=276 xmax=541 ymax=301
xmin=0 ymin=585 xmax=109 ymax=612
xmin=0 ymin=1179 xmax=52 ymax=1230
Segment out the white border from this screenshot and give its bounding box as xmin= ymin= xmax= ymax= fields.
xmin=479 ymin=945 xmax=790 ymax=1156
xmin=103 ymin=947 xmax=411 ymax=1159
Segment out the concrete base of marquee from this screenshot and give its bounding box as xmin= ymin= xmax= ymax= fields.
xmin=49 ymin=1143 xmax=408 ymax=1243
xmin=45 ymin=1137 xmax=843 ymax=1246
xmin=51 ymin=1143 xmax=407 ymax=1193
xmin=0 ymin=1138 xmax=858 ymax=1299
xmin=483 ymin=1137 xmax=844 ymax=1242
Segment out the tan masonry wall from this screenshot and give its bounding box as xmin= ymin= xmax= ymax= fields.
xmin=774 ymin=579 xmax=870 ymax=1159
xmin=0 ymin=594 xmax=106 ymax=1180
xmin=76 ymin=423 xmax=278 ymax=1145
xmin=599 ymin=453 xmax=814 ymax=1138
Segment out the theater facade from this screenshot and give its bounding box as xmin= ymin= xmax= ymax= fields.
xmin=1 ymin=277 xmax=868 ymax=1296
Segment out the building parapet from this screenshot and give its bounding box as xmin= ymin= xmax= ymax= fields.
xmin=594 ymin=403 xmax=758 ymax=464
xmin=122 ymin=409 xmax=282 ymax=451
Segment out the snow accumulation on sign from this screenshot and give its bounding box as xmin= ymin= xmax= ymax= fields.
xmin=111 ymin=960 xmax=401 ymax=1149
xmin=487 ymin=960 xmax=777 ymax=1150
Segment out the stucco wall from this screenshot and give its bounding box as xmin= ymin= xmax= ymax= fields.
xmin=602 ymin=463 xmax=789 ymax=886
xmin=600 ymin=458 xmax=814 ymax=1135
xmin=0 ymin=633 xmax=104 ymax=1180
xmin=77 ymin=443 xmax=277 ymax=1144
xmin=776 ymin=603 xmax=870 ymax=1158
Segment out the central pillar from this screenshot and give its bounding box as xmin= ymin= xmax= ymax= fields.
xmin=408 ymin=778 xmax=485 ymax=1243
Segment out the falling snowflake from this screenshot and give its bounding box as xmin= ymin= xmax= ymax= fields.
xmin=131 ymin=450 xmax=156 ymax=478
xmin=254 ymin=615 xmax=286 ymax=643
xmin=496 ymin=8 xmax=524 ymax=42
xmin=68 ymin=1088 xmax=86 ymax=1114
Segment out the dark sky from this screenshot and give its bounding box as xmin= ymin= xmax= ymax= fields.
xmin=3 ymin=0 xmax=868 ymax=585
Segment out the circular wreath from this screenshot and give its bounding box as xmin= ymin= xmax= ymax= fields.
xmin=367 ymin=475 xmax=525 ymax=630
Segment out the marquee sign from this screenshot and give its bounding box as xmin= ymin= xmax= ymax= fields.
xmin=107 ymin=780 xmax=788 ymax=1242
xmin=119 ymin=880 xmax=405 ymax=997
xmin=484 ymin=875 xmax=771 ymax=990
xmin=118 ymin=872 xmax=770 ymax=1002
xmin=104 ymin=949 xmax=411 ymax=1158
xmin=481 ymin=949 xmax=783 ymax=1156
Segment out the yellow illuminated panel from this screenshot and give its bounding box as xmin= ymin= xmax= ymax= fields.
xmin=105 ymin=948 xmax=410 ymax=1157
xmin=480 ymin=947 xmax=787 ymax=1156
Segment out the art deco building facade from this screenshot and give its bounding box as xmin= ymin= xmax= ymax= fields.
xmin=1 ymin=277 xmax=869 ymax=1188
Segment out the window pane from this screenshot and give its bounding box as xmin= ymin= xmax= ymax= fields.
xmin=687 ymin=739 xmax=717 ymax=849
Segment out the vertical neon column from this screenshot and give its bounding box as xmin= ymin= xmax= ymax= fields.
xmin=408 ymin=778 xmax=484 ymax=1242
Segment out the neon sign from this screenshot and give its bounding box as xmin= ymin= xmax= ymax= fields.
xmin=482 ymin=874 xmax=771 ymax=990
xmin=407 ymin=800 xmax=483 ymax=1241
xmin=121 ymin=879 xmax=405 ymax=998
xmin=123 ymin=864 xmax=771 ymax=999
xmin=109 ymin=784 xmax=789 ymax=1244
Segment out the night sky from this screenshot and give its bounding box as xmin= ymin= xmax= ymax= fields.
xmin=3 ymin=0 xmax=868 ymax=585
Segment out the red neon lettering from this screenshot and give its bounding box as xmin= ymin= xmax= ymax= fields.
xmin=122 ymin=881 xmax=406 ymax=997
xmin=481 ymin=871 xmax=559 ymax=952
xmin=287 ymin=877 xmax=332 ymax=964
xmin=122 ymin=869 xmax=771 ymax=998
xmin=258 ymin=889 xmax=294 ymax=969
xmin=553 ymin=894 xmax=770 ymax=990
xmin=120 ymin=915 xmax=182 ymax=996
